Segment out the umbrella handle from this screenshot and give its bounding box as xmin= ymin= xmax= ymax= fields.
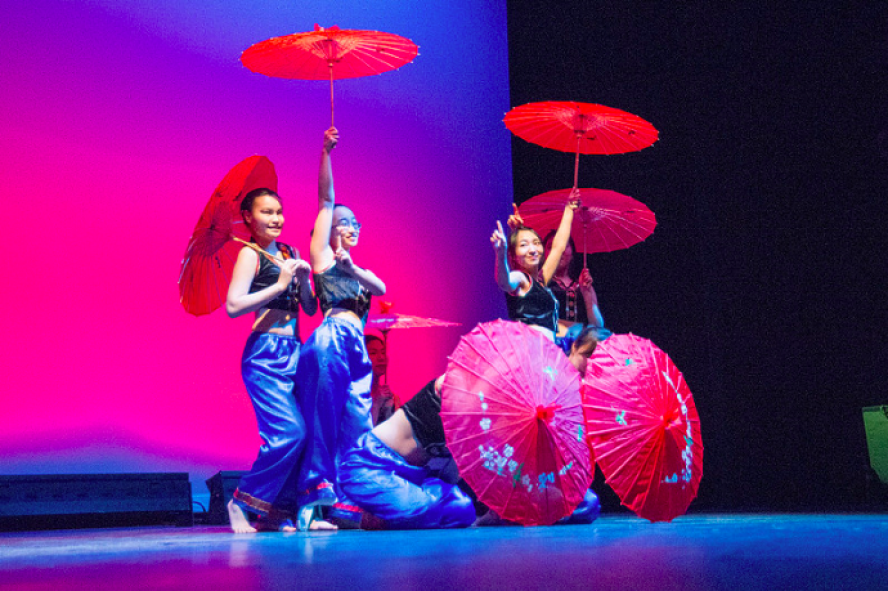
xmin=381 ymin=329 xmax=389 ymax=385
xmin=329 ymin=63 xmax=335 ymax=127
xmin=573 ymin=135 xmax=581 ymax=189
xmin=232 ymin=236 xmax=284 ymax=265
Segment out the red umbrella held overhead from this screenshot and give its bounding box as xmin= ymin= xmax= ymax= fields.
xmin=440 ymin=320 xmax=593 ymax=526
xmin=241 ymin=25 xmax=419 ymax=125
xmin=178 ymin=155 xmax=279 ymax=316
xmin=504 ymin=101 xmax=658 ymax=188
xmin=518 ymin=187 xmax=656 ymax=267
xmin=582 ymin=333 xmax=703 ymax=522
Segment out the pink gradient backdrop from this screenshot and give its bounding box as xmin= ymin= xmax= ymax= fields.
xmin=1 ymin=1 xmax=512 ymax=494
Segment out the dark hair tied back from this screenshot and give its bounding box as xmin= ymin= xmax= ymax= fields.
xmin=240 ymin=188 xmax=281 ymax=212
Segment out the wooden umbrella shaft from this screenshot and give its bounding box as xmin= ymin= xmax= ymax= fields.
xmin=381 ymin=328 xmax=389 ymax=385
xmin=573 ymin=135 xmax=581 ymax=189
xmin=231 ymin=236 xmax=284 ymax=265
xmin=329 ymin=64 xmax=335 ymax=127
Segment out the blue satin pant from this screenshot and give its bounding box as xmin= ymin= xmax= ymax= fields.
xmin=339 ymin=432 xmax=476 ymax=529
xmin=296 ymin=317 xmax=373 ymax=520
xmin=556 ymin=490 xmax=601 ymax=524
xmin=233 ymin=332 xmax=305 ymax=517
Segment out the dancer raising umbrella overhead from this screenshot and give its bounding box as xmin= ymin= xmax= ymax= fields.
xmin=491 ymin=189 xmax=579 ymax=350
xmin=294 ymin=127 xmax=386 ymax=531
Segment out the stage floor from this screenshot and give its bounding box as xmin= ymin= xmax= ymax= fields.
xmin=2 ymin=514 xmax=887 ymax=590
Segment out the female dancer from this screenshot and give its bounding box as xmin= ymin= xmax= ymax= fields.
xmin=295 ymin=127 xmax=386 ymax=530
xmin=492 ymin=190 xmax=579 ymax=345
xmin=542 ymin=231 xmax=607 ymax=338
xmin=506 ymin=203 xmax=607 ymax=339
xmin=365 ymin=332 xmax=398 ymax=426
xmin=225 ymin=186 xmax=318 ymax=533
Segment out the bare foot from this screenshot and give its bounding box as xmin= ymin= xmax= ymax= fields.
xmin=309 ymin=519 xmax=338 ymax=531
xmin=255 ymin=516 xmax=299 ymax=533
xmin=297 ymin=506 xmax=339 ymax=531
xmin=228 ymin=499 xmax=257 ymax=533
xmin=474 ymin=509 xmax=517 ymax=527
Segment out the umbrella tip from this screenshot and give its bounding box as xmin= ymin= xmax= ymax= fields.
xmin=535 ymin=404 xmax=561 ymax=423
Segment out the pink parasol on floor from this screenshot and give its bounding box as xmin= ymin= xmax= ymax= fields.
xmin=441 ymin=320 xmax=593 ymax=526
xmin=583 ymin=333 xmax=703 ymax=522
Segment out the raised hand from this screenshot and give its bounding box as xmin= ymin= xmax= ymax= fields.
xmin=567 ymin=187 xmax=581 ymax=210
xmin=490 ymin=220 xmax=507 ymax=256
xmin=579 ymin=267 xmax=594 ymax=296
xmin=507 ymin=203 xmax=525 ymax=230
xmin=324 ymin=127 xmax=339 ymax=153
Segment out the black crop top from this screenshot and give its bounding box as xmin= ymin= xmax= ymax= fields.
xmin=248 ymin=242 xmax=301 ymax=312
xmin=504 ymin=273 xmax=559 ymax=334
xmin=314 ymin=262 xmax=372 ymax=324
xmin=548 ymin=278 xmax=588 ymax=324
xmin=401 ymin=379 xmax=449 ymax=457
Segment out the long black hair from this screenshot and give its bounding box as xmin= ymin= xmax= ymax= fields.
xmin=543 ymin=230 xmax=582 ymax=280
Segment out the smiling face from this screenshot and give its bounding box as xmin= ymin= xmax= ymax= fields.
xmin=243 ymin=194 xmax=284 ymax=247
xmin=510 ymin=228 xmax=543 ymax=274
xmin=332 ymin=205 xmax=360 ymax=250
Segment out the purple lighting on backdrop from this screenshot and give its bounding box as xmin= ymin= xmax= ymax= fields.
xmin=1 ymin=0 xmax=512 ymax=493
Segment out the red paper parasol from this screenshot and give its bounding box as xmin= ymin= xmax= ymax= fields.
xmin=178 ymin=156 xmax=278 ymax=316
xmin=440 ymin=320 xmax=593 ymax=526
xmin=365 ymin=302 xmax=461 ymax=383
xmin=504 ymin=101 xmax=658 ymax=188
xmin=518 ymin=187 xmax=656 ymax=267
xmin=366 ymin=313 xmax=461 ymax=333
xmin=582 ymin=333 xmax=703 ymax=522
xmin=241 ymin=25 xmax=418 ymax=125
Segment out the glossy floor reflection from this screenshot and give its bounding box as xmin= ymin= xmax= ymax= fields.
xmin=2 ymin=514 xmax=887 ymax=590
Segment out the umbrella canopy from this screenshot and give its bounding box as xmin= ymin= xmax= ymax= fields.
xmin=504 ymin=101 xmax=658 ymax=188
xmin=518 ymin=187 xmax=656 ymax=255
xmin=583 ymin=333 xmax=703 ymax=522
xmin=241 ymin=24 xmax=418 ymax=125
xmin=178 ymin=155 xmax=277 ymax=316
xmin=504 ymin=101 xmax=658 ymax=156
xmin=365 ymin=310 xmax=461 ymax=384
xmin=366 ymin=313 xmax=461 ymax=333
xmin=440 ymin=320 xmax=593 ymax=526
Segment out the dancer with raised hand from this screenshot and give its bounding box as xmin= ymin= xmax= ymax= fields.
xmin=225 ymin=186 xmax=318 ymax=533
xmin=506 ymin=204 xmax=609 ymax=340
xmin=296 ymin=127 xmax=386 ymax=530
xmin=492 ymin=189 xmax=578 ymax=346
